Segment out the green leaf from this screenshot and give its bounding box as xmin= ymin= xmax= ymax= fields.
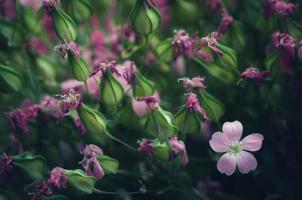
xmin=65 ymin=169 xmax=96 ymax=194
xmin=13 ymin=153 xmax=46 ymax=180
xmin=0 ymin=64 xmax=22 ymax=93
xmin=199 ymin=90 xmax=225 ymax=122
xmin=174 ymin=107 xmax=201 ymax=134
xmin=97 ymin=155 xmax=119 ymax=174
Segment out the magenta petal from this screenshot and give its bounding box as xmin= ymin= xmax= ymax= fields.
xmin=209 ymin=132 xmax=231 ymax=153
xmin=217 ymin=153 xmax=236 ymax=176
xmin=222 ymin=121 xmax=243 ymax=141
xmin=241 ymin=133 xmax=264 ymax=152
xmin=236 ymin=151 xmax=257 ymax=174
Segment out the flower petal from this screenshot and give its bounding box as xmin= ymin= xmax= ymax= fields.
xmin=236 ymin=151 xmax=257 ymax=174
xmin=241 ymin=133 xmax=264 ymax=152
xmin=222 ymin=121 xmax=243 ymax=141
xmin=209 ymin=132 xmax=231 ymax=152
xmin=217 ymin=153 xmax=236 ymax=176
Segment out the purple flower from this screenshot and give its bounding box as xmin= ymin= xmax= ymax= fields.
xmin=30 ymin=181 xmax=52 ymax=200
xmin=73 ymin=117 xmax=86 ymax=135
xmin=58 ymin=89 xmax=82 ymax=114
xmin=186 ymin=92 xmax=209 ymax=122
xmin=138 ymin=138 xmax=154 ymax=156
xmin=80 ymin=144 xmax=104 ymax=180
xmin=0 ymin=153 xmax=13 ymax=177
xmin=123 ymin=61 xmax=137 ymax=85
xmin=240 ymin=67 xmax=269 ymax=80
xmin=264 ymin=0 xmax=295 ymax=18
xmin=28 ymin=37 xmax=49 ymax=55
xmin=200 ymin=34 xmax=223 ymax=56
xmin=169 ymin=136 xmax=189 ymax=166
xmin=217 ymin=10 xmax=234 ymax=36
xmin=48 ymin=167 xmax=68 ymax=189
xmin=42 ymin=15 xmax=56 ymax=38
xmin=173 ymin=30 xmax=196 ymax=58
xmin=39 ymin=95 xmax=64 ymax=120
xmin=156 ymin=0 xmax=171 ymax=25
xmin=209 ymin=121 xmax=264 ymax=176
xmin=136 ymin=95 xmax=160 ymax=112
xmin=0 ymin=0 xmax=16 ymax=19
xmin=5 ymin=102 xmax=40 ymax=135
xmin=178 ymin=76 xmax=206 ymax=90
xmin=90 ymin=61 xmax=121 ymax=77
xmin=270 ymin=32 xmax=296 ymax=74
xmin=55 ymin=42 xmax=80 ymax=59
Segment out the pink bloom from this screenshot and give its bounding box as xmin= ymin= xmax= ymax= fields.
xmin=90 ymin=61 xmax=120 ymax=77
xmin=123 ymin=61 xmax=137 ymax=85
xmin=173 ymin=30 xmax=196 ymax=58
xmin=209 ymin=121 xmax=264 ymax=176
xmin=61 ymin=79 xmax=84 ymax=94
xmin=200 ymin=35 xmax=223 ymax=56
xmin=0 ymin=0 xmax=16 ymax=19
xmin=264 ymin=0 xmax=295 ymax=17
xmin=58 ymin=89 xmax=82 ymax=114
xmin=48 ymin=167 xmax=67 ymax=189
xmin=156 ymin=0 xmax=171 ymax=25
xmin=86 ymin=76 xmax=100 ymax=99
xmin=39 ymin=95 xmax=64 ymax=120
xmin=55 ymin=42 xmax=80 ymax=59
xmin=91 ymin=30 xmax=105 ymax=48
xmin=240 ymin=67 xmax=269 ymax=80
xmin=217 ymin=10 xmax=234 ymax=36
xmin=80 ymin=144 xmax=104 ymax=180
xmin=169 ymin=136 xmax=189 ymax=166
xmin=19 ymin=0 xmax=43 ymax=10
xmin=43 ymin=0 xmax=58 ymax=14
xmin=73 ymin=117 xmax=86 ymax=135
xmin=42 ymin=15 xmax=56 ymax=38
xmin=28 ymin=37 xmax=48 ymax=55
xmin=0 ymin=153 xmax=13 ymax=177
xmin=136 ymin=95 xmax=160 ymax=112
xmin=173 ymin=56 xmax=186 ymax=76
xmin=178 ymin=76 xmax=206 ymax=90
xmin=138 ymin=138 xmax=154 ymax=156
xmin=31 ymin=181 xmax=52 ymax=200
xmin=186 ymin=92 xmax=209 ymax=122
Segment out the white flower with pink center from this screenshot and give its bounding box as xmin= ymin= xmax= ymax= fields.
xmin=209 ymin=121 xmax=263 ymax=176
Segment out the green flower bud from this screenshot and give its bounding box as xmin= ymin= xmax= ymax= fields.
xmin=68 ymin=0 xmax=93 ymax=22
xmin=199 ymin=90 xmax=225 ymax=122
xmin=174 ymin=106 xmax=201 ymax=134
xmin=152 ymin=139 xmax=169 ymax=162
xmin=65 ymin=169 xmax=96 ymax=194
xmin=68 ymin=52 xmax=90 ymax=81
xmin=216 ymin=43 xmax=238 ymax=71
xmin=0 ymin=64 xmax=22 ymax=93
xmin=78 ymin=104 xmax=107 ymax=134
xmin=97 ymin=155 xmax=119 ymax=174
xmin=130 ymin=0 xmax=161 ymax=35
xmin=13 ymin=152 xmax=46 ymax=180
xmin=133 ymin=71 xmax=155 ymax=97
xmin=36 ymin=57 xmax=57 ymax=87
xmin=100 ymin=71 xmax=125 ymax=111
xmin=145 ymin=107 xmax=177 ymax=143
xmin=52 ymin=7 xmax=77 ymax=42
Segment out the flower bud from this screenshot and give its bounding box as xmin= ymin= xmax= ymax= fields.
xmin=215 ymin=42 xmax=238 ymax=70
xmin=0 ymin=64 xmax=22 ymax=93
xmin=35 ymin=57 xmax=57 ymax=87
xmin=64 ymin=169 xmax=96 ymax=194
xmin=130 ymin=0 xmax=161 ymax=35
xmin=68 ymin=51 xmax=90 ymax=81
xmin=77 ymin=104 xmax=107 ymax=134
xmin=100 ymin=71 xmax=125 ymax=111
xmin=199 ymin=90 xmax=225 ymax=122
xmin=97 ymin=155 xmax=119 ymax=175
xmin=52 ymin=6 xmax=77 ymax=41
xmin=175 ymin=106 xmax=201 ymax=134
xmin=133 ymin=71 xmax=155 ymax=97
xmin=145 ymin=107 xmax=177 ymax=143
xmin=152 ymin=139 xmax=170 ymax=162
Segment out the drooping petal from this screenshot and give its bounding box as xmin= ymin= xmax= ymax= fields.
xmin=217 ymin=153 xmax=236 ymax=176
xmin=240 ymin=133 xmax=263 ymax=152
xmin=222 ymin=121 xmax=243 ymax=141
xmin=236 ymin=151 xmax=257 ymax=174
xmin=209 ymin=132 xmax=231 ymax=153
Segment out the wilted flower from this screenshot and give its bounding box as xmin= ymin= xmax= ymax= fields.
xmin=173 ymin=29 xmax=196 ymax=58
xmin=217 ymin=10 xmax=233 ymax=36
xmin=73 ymin=117 xmax=86 ymax=135
xmin=178 ymin=76 xmax=206 ymax=90
xmin=58 ymin=89 xmax=82 ymax=114
xmin=186 ymin=92 xmax=209 ymax=122
xmin=200 ymin=34 xmax=223 ymax=56
xmin=169 ymin=136 xmax=189 ymax=166
xmin=209 ymin=121 xmax=264 ymax=176
xmin=138 ymin=138 xmax=154 ymax=156
xmin=90 ymin=61 xmax=120 ymax=77
xmin=55 ymin=42 xmax=80 ymax=59
xmin=0 ymin=153 xmax=13 ymax=177
xmin=0 ymin=0 xmax=16 ymax=19
xmin=80 ymin=144 xmax=104 ymax=180
xmin=270 ymin=31 xmax=296 ymax=74
xmin=240 ymin=67 xmax=269 ymax=80
xmin=264 ymin=0 xmax=295 ymax=18
xmin=30 ymin=181 xmax=52 ymax=200
xmin=136 ymin=95 xmax=159 ymax=112
xmin=123 ymin=61 xmax=137 ymax=85
xmin=48 ymin=167 xmax=68 ymax=189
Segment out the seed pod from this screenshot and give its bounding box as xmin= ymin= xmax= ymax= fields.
xmin=133 ymin=71 xmax=155 ymax=97
xmin=145 ymin=107 xmax=177 ymax=143
xmin=68 ymin=0 xmax=93 ymax=22
xmin=152 ymin=139 xmax=169 ymax=162
xmin=52 ymin=6 xmax=77 ymax=41
xmin=130 ymin=0 xmax=161 ymax=35
xmin=67 ymin=51 xmax=89 ymax=81
xmin=97 ymin=155 xmax=119 ymax=174
xmin=65 ymin=169 xmax=96 ymax=194
xmin=174 ymin=106 xmax=201 ymax=134
xmin=0 ymin=64 xmax=22 ymax=93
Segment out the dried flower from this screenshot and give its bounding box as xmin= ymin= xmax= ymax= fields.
xmin=58 ymin=89 xmax=82 ymax=114
xmin=136 ymin=95 xmax=159 ymax=112
xmin=264 ymin=0 xmax=295 ymax=18
xmin=30 ymin=181 xmax=52 ymax=200
xmin=173 ymin=29 xmax=196 ymax=58
xmin=138 ymin=139 xmax=154 ymax=156
xmin=169 ymin=136 xmax=189 ymax=166
xmin=186 ymin=92 xmax=209 ymax=122
xmin=178 ymin=76 xmax=206 ymax=90
xmin=90 ymin=61 xmax=120 ymax=77
xmin=240 ymin=67 xmax=269 ymax=80
xmin=0 ymin=153 xmax=13 ymax=177
xmin=48 ymin=167 xmax=67 ymax=189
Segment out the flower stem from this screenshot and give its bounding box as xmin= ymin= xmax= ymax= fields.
xmin=104 ymin=131 xmax=137 ymax=151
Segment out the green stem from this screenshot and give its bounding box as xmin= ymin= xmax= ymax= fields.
xmin=93 ymin=188 xmax=142 ymax=195
xmin=104 ymin=131 xmax=137 ymax=151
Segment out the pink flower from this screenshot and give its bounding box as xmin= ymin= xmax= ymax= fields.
xmin=31 ymin=181 xmax=52 ymax=200
xmin=217 ymin=11 xmax=233 ymax=36
xmin=48 ymin=167 xmax=67 ymax=189
xmin=169 ymin=136 xmax=189 ymax=166
xmin=123 ymin=61 xmax=137 ymax=85
xmin=20 ymin=0 xmax=43 ymax=10
xmin=138 ymin=138 xmax=154 ymax=156
xmin=173 ymin=30 xmax=196 ymax=58
xmin=186 ymin=92 xmax=209 ymax=122
xmin=178 ymin=76 xmax=206 ymax=90
xmin=90 ymin=61 xmax=120 ymax=77
xmin=80 ymin=144 xmax=104 ymax=180
xmin=61 ymin=79 xmax=84 ymax=94
xmin=0 ymin=0 xmax=16 ymax=19
xmin=173 ymin=56 xmax=186 ymax=76
xmin=209 ymin=121 xmax=264 ymax=176
xmin=42 ymin=15 xmax=56 ymax=38
xmin=73 ymin=117 xmax=86 ymax=135
xmin=136 ymin=95 xmax=160 ymax=112
xmin=200 ymin=35 xmax=223 ymax=56
xmin=0 ymin=153 xmax=13 ymax=177
xmin=240 ymin=67 xmax=269 ymax=80
xmin=58 ymin=89 xmax=82 ymax=114
xmin=55 ymin=42 xmax=80 ymax=59
xmin=28 ymin=37 xmax=48 ymax=55
xmin=156 ymin=0 xmax=171 ymax=25
xmin=264 ymin=0 xmax=295 ymax=18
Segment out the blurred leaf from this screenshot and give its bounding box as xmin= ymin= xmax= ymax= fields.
xmin=97 ymin=155 xmax=119 ymax=174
